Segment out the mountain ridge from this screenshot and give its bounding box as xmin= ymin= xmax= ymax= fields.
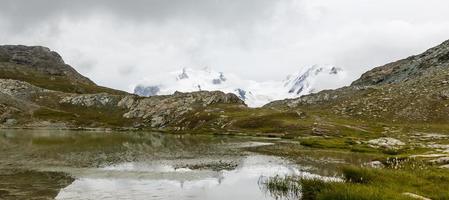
xmin=351 ymin=40 xmax=449 ymax=86
xmin=0 ymin=45 xmax=126 ymax=95
xmin=133 ymin=65 xmax=348 ymax=107
xmin=266 ymin=39 xmax=449 ymax=123
xmin=1 ymin=40 xmax=449 ymax=132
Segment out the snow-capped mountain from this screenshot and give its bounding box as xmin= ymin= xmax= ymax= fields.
xmin=132 ymin=66 xmax=349 ymax=107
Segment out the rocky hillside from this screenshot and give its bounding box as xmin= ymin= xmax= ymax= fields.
xmin=0 ymin=45 xmax=125 ymax=94
xmin=352 ymin=40 xmax=449 ymax=86
xmin=2 ymin=40 xmax=449 ymax=132
xmin=0 ymin=45 xmax=246 ymax=129
xmin=267 ymin=39 xmax=449 ymax=123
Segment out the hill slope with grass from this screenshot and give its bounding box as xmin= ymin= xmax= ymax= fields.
xmin=0 ymin=45 xmax=126 ymax=95
xmin=1 ymin=40 xmax=449 ymax=133
xmin=266 ymin=39 xmax=449 ymax=124
xmin=0 ymin=45 xmax=246 ymax=129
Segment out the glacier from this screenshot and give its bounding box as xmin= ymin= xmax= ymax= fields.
xmin=132 ymin=66 xmax=350 ymax=107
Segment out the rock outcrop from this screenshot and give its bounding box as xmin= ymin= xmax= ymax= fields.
xmin=60 ymin=93 xmax=121 ymax=108
xmin=367 ymin=137 xmax=405 ymax=149
xmin=0 ymin=79 xmax=49 ymax=99
xmin=0 ymin=45 xmax=125 ymax=94
xmin=0 ymin=45 xmax=94 ymax=85
xmin=352 ymin=40 xmax=449 ymax=86
xmin=2 ymin=40 xmax=449 ymax=129
xmin=0 ymin=45 xmax=246 ymax=129
xmin=266 ymin=39 xmax=449 ymax=123
xmin=59 ymin=90 xmax=245 ymax=128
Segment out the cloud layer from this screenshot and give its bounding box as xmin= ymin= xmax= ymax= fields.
xmin=1 ymin=0 xmax=449 ymax=91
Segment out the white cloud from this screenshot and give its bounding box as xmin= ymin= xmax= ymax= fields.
xmin=0 ymin=0 xmax=448 ymax=91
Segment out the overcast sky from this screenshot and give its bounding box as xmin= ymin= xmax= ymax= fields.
xmin=1 ymin=0 xmax=449 ymax=91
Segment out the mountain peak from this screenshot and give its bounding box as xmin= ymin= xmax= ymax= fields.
xmin=133 ymin=65 xmax=349 ymax=107
xmin=284 ymin=65 xmax=345 ymax=96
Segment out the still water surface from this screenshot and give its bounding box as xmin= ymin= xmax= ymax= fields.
xmin=0 ymin=130 xmax=338 ymax=200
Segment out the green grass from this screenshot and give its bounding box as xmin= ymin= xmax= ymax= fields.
xmin=232 ymin=112 xmax=305 ymax=131
xmin=260 ymin=176 xmax=302 ymax=199
xmin=261 ymin=164 xmax=449 ymax=200
xmin=300 ymin=138 xmax=349 ymax=149
xmin=33 ymin=105 xmax=134 ymax=127
xmin=260 ymin=176 xmax=406 ymax=200
xmin=341 ymin=166 xmax=376 ymax=184
xmin=316 ymin=183 xmax=409 ymax=200
xmin=0 ymin=67 xmax=126 ymax=95
xmin=337 ymin=165 xmax=449 ymax=200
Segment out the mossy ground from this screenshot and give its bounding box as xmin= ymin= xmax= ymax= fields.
xmin=32 ymin=105 xmax=135 ymax=127
xmin=261 ymin=165 xmax=449 ymax=200
xmin=0 ymin=66 xmax=126 ymax=95
xmin=221 ymin=105 xmax=449 ymax=199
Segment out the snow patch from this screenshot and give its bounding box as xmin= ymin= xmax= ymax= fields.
xmin=132 ymin=65 xmax=349 ymax=107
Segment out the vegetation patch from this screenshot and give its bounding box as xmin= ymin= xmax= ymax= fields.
xmin=261 ymin=164 xmax=449 ymax=200
xmin=33 ymin=105 xmax=133 ymax=127
xmin=0 ymin=68 xmax=125 ymax=95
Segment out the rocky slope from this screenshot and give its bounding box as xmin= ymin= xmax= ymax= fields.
xmin=0 ymin=45 xmax=245 ymax=129
xmin=266 ymin=39 xmax=449 ymax=123
xmin=352 ymin=40 xmax=449 ymax=86
xmin=2 ymin=40 xmax=449 ymax=131
xmin=0 ymin=45 xmax=125 ymax=94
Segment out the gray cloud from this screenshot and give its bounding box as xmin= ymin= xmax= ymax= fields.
xmin=1 ymin=0 xmax=449 ymax=91
xmin=0 ymin=0 xmax=276 ymax=31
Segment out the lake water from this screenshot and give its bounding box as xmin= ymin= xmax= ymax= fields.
xmin=0 ymin=130 xmax=340 ymax=200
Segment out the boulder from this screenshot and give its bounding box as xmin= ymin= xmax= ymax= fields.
xmin=367 ymin=137 xmax=405 ymax=149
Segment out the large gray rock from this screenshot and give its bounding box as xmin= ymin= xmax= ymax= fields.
xmin=120 ymin=91 xmax=244 ymax=127
xmin=367 ymin=137 xmax=405 ymax=149
xmin=0 ymin=79 xmax=47 ymax=98
xmin=58 ymin=90 xmax=244 ymax=128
